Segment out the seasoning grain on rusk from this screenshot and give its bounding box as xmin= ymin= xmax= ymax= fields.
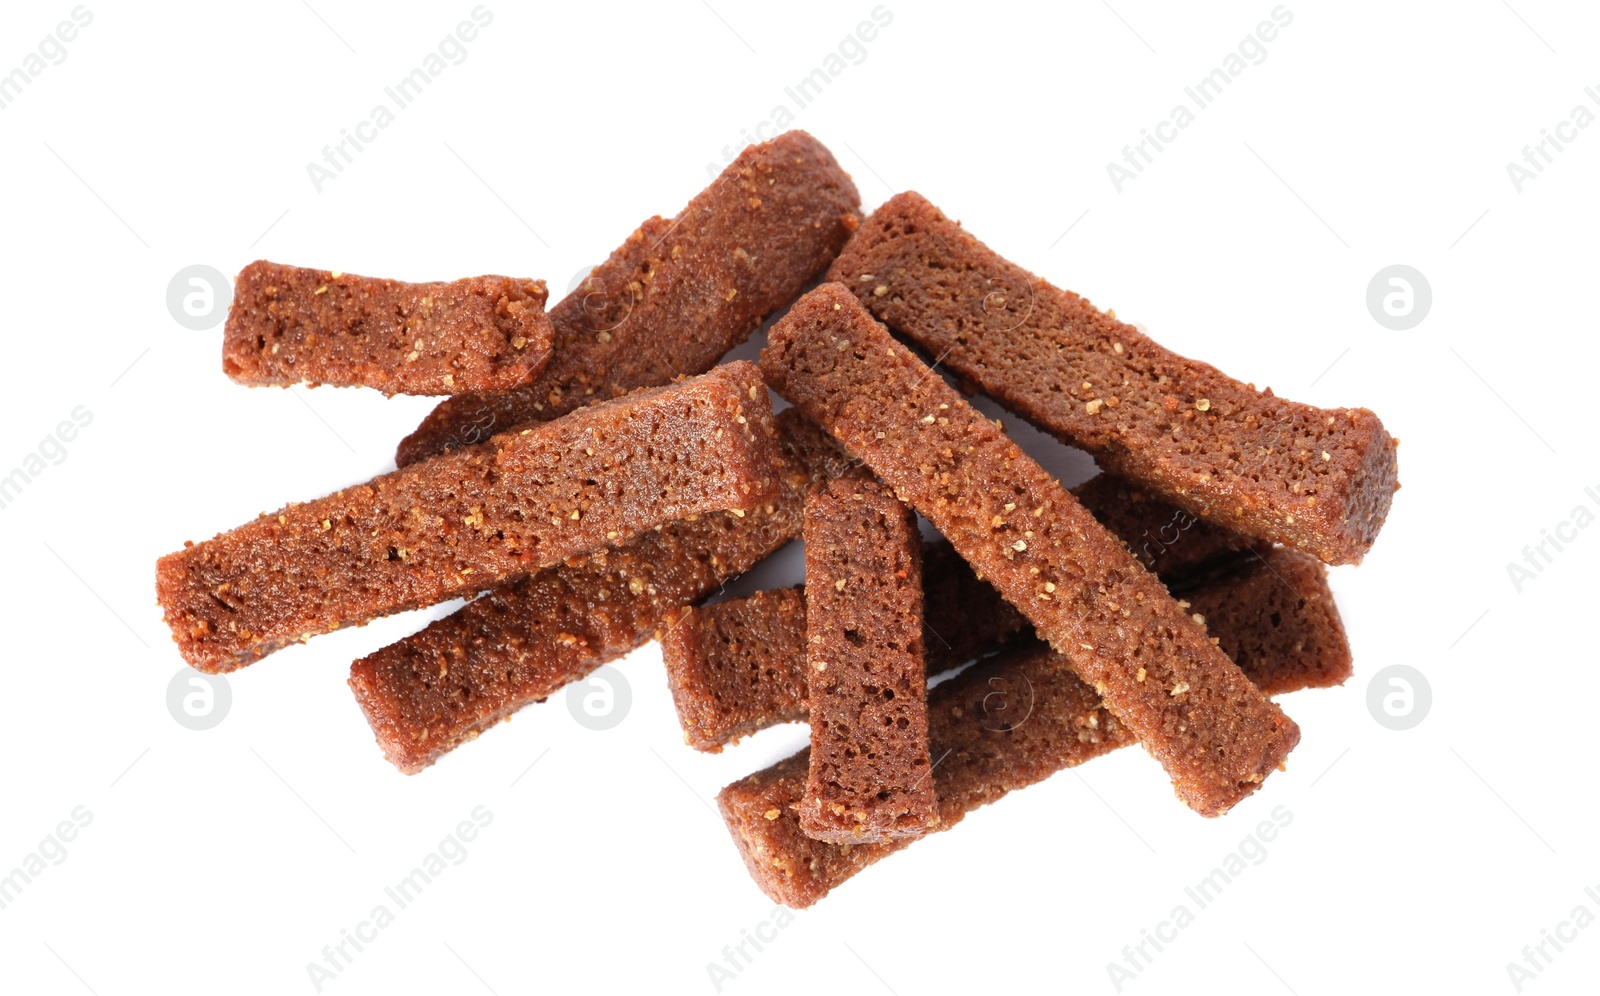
xmin=223 ymin=263 xmax=554 ymax=396
xmin=666 ymin=476 xmax=1349 ymax=752
xmin=397 ymin=130 xmax=862 ymax=466
xmin=158 ymin=364 xmax=780 ymax=673
xmin=760 ymin=284 xmax=1299 ymax=817
xmin=829 ymin=192 xmax=1399 ymax=566
xmin=719 ymin=639 xmax=1330 ymax=909
xmin=799 ymin=478 xmax=938 ymax=843
xmin=663 ymin=540 xmax=1029 ymax=752
xmin=349 ymin=410 xmax=859 ymax=774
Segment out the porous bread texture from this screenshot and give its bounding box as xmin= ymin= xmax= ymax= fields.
xmin=828 ymin=191 xmax=1399 ymax=565
xmin=159 ymin=364 xmax=779 ymax=672
xmin=398 ymin=130 xmax=862 ymax=465
xmin=760 ymin=284 xmax=1299 ymax=817
xmin=799 ymin=478 xmax=938 ymax=843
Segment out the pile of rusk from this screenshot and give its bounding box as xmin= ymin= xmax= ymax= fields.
xmin=157 ymin=131 xmax=1398 ymax=908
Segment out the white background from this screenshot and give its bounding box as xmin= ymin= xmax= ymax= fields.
xmin=1 ymin=1 xmax=1596 ymax=993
